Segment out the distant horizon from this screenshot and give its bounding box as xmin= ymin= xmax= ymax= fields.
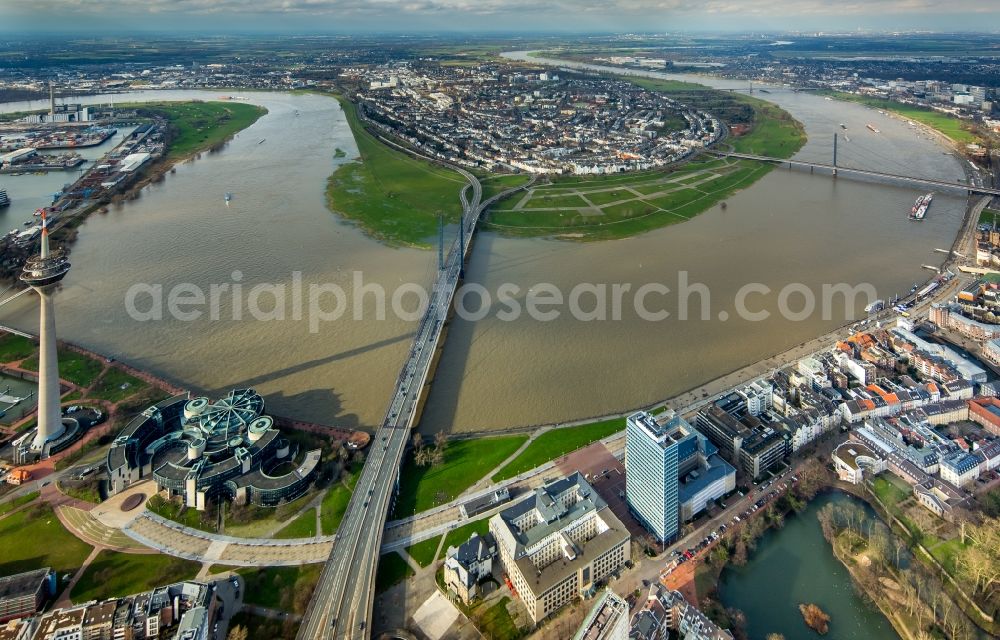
xmin=3 ymin=29 xmax=1000 ymax=37
xmin=3 ymin=0 xmax=999 ymax=36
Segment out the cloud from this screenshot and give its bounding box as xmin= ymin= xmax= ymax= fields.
xmin=11 ymin=0 xmax=997 ymax=17
xmin=4 ymin=0 xmax=997 ymax=32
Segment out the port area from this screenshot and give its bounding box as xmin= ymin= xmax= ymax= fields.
xmin=0 ymin=122 xmax=119 ymax=173
xmin=0 ymin=120 xmax=166 ymax=259
xmin=0 ymin=149 xmax=87 ymax=173
xmin=0 ymin=122 xmax=117 ymax=150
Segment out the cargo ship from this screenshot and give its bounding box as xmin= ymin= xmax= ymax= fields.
xmin=909 ymin=193 xmax=933 ymax=221
xmin=867 ymin=123 xmax=880 ymax=133
xmin=0 ymin=188 xmax=9 ymax=208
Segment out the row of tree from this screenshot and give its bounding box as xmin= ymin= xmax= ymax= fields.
xmin=817 ymin=500 xmax=978 ymax=640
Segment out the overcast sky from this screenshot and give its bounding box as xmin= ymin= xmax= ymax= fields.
xmin=2 ymin=0 xmax=998 ymax=34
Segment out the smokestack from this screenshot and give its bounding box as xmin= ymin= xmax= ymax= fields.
xmin=49 ymin=81 xmax=55 ymax=117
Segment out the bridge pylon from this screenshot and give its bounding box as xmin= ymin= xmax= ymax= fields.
xmin=437 ymin=213 xmax=445 ymax=270
xmin=833 ymin=133 xmax=838 ymax=178
xmin=459 ymin=219 xmax=466 ymax=279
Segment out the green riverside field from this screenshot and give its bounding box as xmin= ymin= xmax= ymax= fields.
xmin=395 ymin=435 xmax=528 ymax=518
xmin=325 ymin=97 xmax=469 ymax=247
xmin=134 ymin=101 xmax=268 ymax=161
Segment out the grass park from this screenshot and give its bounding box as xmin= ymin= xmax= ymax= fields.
xmin=71 ymin=551 xmax=200 ymax=602
xmin=0 ymin=503 xmax=92 ymax=579
xmin=491 ymin=417 xmax=625 ymax=482
xmin=871 ymin=473 xmax=912 ymax=515
xmin=412 ymin=517 xmax=492 ymax=565
xmin=236 ymin=564 xmax=323 ymax=614
xmin=271 ymin=463 xmax=363 ymax=539
xmin=395 ymin=435 xmax=528 ymax=518
xmin=406 ymin=534 xmax=444 ymax=568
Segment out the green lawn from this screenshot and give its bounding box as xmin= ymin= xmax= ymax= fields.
xmin=979 ymin=208 xmax=999 ymax=225
xmin=132 ymin=101 xmax=268 ymax=161
xmin=145 ymin=494 xmax=217 ymax=533
xmin=319 ymin=465 xmax=361 ymax=535
xmin=395 ymin=435 xmax=527 ymax=518
xmin=375 ymin=551 xmax=414 ymax=594
xmin=523 ymin=192 xmax=591 ymax=209
xmin=72 ymin=550 xmax=200 ymax=602
xmin=492 ymin=418 xmax=625 ymax=482
xmin=58 ymin=480 xmax=101 ymax=505
xmin=237 ymin=564 xmax=322 ymax=614
xmin=927 ymin=536 xmax=967 ymax=575
xmin=0 ymin=333 xmax=35 ymax=362
xmin=871 ymin=473 xmax=912 ymax=514
xmin=729 ymin=97 xmax=807 ymax=159
xmin=486 ymin=97 xmax=794 ymax=242
xmin=219 ymin=489 xmax=319 ymax=539
xmin=442 ymin=517 xmax=491 ymax=553
xmin=821 ymin=91 xmax=979 ymax=145
xmin=88 ymin=367 xmax=148 ymax=403
xmin=406 ymin=534 xmax=443 ymax=568
xmin=581 ymin=188 xmax=641 ymax=206
xmin=0 ymin=491 xmax=39 ymax=516
xmin=476 ymin=597 xmax=523 ymax=640
xmin=481 ymin=174 xmax=534 ymax=201
xmin=20 ymin=348 xmax=103 ymax=388
xmin=273 ymin=508 xmax=317 ymax=539
xmin=0 ymin=503 xmax=93 ymax=579
xmin=325 ymin=97 xmax=469 ymax=247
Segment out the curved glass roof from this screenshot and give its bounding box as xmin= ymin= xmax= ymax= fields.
xmin=196 ymin=388 xmax=265 ymax=441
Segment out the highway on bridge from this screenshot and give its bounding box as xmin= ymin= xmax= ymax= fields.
xmin=296 ymin=165 xmax=529 ymax=639
xmin=713 ymin=150 xmax=1000 ymax=196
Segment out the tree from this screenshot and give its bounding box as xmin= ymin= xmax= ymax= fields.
xmin=709 ymin=544 xmax=730 ymax=567
xmin=766 ymin=634 xmax=786 ymax=640
xmin=433 ymin=430 xmax=447 ymax=451
xmin=731 ymin=538 xmax=749 ymax=566
xmin=227 ymin=626 xmax=248 ymax=640
xmin=956 ymin=515 xmax=1000 ymax=598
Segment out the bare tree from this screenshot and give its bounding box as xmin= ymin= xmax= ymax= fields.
xmin=226 ymin=626 xmax=248 ymax=640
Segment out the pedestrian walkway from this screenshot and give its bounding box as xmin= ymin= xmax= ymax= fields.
xmin=53 ymin=547 xmax=100 ymax=609
xmin=123 ymin=512 xmax=334 ymax=566
xmin=57 ymin=505 xmax=154 ymax=553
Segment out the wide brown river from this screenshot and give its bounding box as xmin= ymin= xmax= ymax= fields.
xmin=0 ymin=60 xmax=970 ymax=433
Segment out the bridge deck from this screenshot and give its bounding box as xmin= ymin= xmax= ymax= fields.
xmin=715 ymin=150 xmax=998 ymax=196
xmin=296 ymin=169 xmax=524 ymax=640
